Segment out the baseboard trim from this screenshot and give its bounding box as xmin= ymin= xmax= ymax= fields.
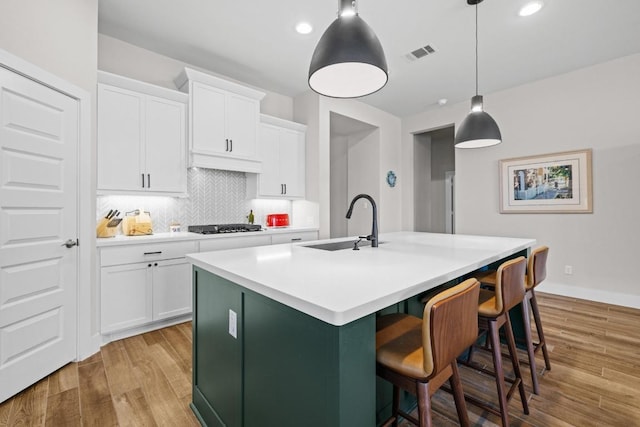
xmin=541 ymin=281 xmax=640 ymax=310
xmin=100 ymin=315 xmax=192 ymax=346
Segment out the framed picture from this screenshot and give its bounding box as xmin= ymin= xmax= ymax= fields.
xmin=499 ymin=149 xmax=593 ymax=213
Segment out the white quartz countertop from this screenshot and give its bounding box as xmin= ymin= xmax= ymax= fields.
xmin=187 ymin=231 xmax=536 ymax=326
xmin=96 ymin=227 xmax=318 ymax=247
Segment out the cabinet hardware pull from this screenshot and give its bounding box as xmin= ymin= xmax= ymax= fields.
xmin=148 ymin=264 xmax=152 ymax=267
xmin=230 ymin=139 xmax=233 ymax=152
xmin=143 ymin=251 xmax=162 ymax=255
xmin=142 ymin=173 xmax=145 ymax=188
xmin=147 ymin=174 xmax=151 ymax=188
xmin=154 ymin=263 xmax=158 ymax=266
xmin=284 ymin=183 xmax=287 ymax=194
xmin=291 ymin=238 xmax=302 ymax=241
xmin=225 ymin=138 xmax=229 ymax=151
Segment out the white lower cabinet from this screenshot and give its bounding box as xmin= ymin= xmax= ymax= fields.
xmin=98 ymin=231 xmax=319 ymax=337
xmin=99 ymin=241 xmax=197 ymax=334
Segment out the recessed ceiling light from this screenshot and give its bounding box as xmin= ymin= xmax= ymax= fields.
xmin=295 ymin=22 xmax=313 ymax=34
xmin=519 ymin=1 xmax=544 ymax=17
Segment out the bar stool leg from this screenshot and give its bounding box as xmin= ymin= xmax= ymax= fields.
xmin=521 ymin=297 xmax=540 ymax=394
xmin=450 ymin=362 xmax=471 ymax=427
xmin=504 ymin=314 xmax=530 ymax=415
xmin=417 ymin=382 xmax=432 ymax=427
xmin=391 ymin=385 xmax=400 ymax=427
xmin=487 ymin=319 xmax=511 ymax=427
xmin=530 ymin=291 xmax=552 ymax=371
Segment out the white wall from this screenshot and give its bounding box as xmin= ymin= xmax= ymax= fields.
xmin=98 ymin=34 xmax=294 ymax=120
xmin=296 ymin=94 xmax=402 ymax=239
xmin=346 ymin=129 xmax=381 ymax=238
xmin=402 ymin=53 xmax=640 ymax=308
xmin=330 ymin=135 xmax=349 ymax=238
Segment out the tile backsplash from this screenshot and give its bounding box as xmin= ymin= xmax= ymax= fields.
xmin=97 ymin=168 xmax=292 ymax=234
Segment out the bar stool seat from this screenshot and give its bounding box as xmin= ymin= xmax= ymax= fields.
xmin=376 ymin=278 xmax=480 ymax=427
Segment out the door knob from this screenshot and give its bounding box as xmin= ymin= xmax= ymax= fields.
xmin=62 ymin=239 xmax=78 ymax=248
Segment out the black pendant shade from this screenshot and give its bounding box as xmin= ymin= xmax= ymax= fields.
xmin=308 ymin=12 xmax=388 ymax=98
xmin=455 ymin=0 xmax=502 ymax=148
xmin=454 ymin=95 xmax=502 ymax=148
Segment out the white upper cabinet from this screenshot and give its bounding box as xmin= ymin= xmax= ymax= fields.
xmin=97 ymin=71 xmax=187 ymax=195
xmin=247 ymin=115 xmax=306 ymax=199
xmin=176 ymin=67 xmax=265 ymax=173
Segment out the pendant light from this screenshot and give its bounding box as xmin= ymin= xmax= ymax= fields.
xmin=455 ymin=0 xmax=502 ymax=148
xmin=308 ymin=0 xmax=388 ymax=98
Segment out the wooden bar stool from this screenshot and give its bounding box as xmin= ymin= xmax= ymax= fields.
xmin=376 ymin=278 xmax=480 ymax=427
xmin=466 ymin=257 xmax=530 ymax=426
xmin=524 ymin=246 xmax=552 ymax=371
xmin=476 ymin=246 xmax=551 ymax=392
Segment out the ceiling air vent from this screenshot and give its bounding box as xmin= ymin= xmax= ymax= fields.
xmin=405 ymin=44 xmax=437 ymax=62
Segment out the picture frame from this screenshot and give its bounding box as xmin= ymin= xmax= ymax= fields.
xmin=499 ymin=149 xmax=593 ymax=213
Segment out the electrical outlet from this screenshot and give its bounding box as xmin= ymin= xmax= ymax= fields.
xmin=228 ymin=309 xmax=237 ymax=338
xmin=564 ymin=265 xmax=573 ymax=275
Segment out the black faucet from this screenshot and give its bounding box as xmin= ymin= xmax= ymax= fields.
xmin=345 ymin=194 xmax=378 ymax=248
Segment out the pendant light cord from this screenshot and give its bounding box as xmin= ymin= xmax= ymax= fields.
xmin=475 ymin=2 xmax=479 ymax=96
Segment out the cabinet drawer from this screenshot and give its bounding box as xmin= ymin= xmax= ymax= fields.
xmin=270 ymin=231 xmax=318 ymax=245
xmin=100 ymin=241 xmax=198 ymax=266
xmin=199 ymin=235 xmax=271 ymax=252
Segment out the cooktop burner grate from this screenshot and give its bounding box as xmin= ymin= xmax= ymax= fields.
xmin=188 ymin=224 xmax=262 ymax=234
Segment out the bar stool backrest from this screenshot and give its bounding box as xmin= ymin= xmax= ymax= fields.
xmin=422 ymin=278 xmax=480 ymax=378
xmin=527 ymin=246 xmax=549 ymax=291
xmin=495 ymin=257 xmax=527 ymax=315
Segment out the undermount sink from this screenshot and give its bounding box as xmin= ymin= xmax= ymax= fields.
xmin=304 ymin=240 xmax=384 ymax=251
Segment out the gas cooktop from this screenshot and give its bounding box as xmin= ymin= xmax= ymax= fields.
xmin=188 ymin=224 xmax=262 ymax=234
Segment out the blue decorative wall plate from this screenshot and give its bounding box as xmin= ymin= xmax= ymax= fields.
xmin=386 ymin=170 xmax=397 ymax=188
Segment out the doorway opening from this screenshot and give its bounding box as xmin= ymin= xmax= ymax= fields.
xmin=413 ymin=126 xmax=455 ymax=233
xmin=329 ymin=112 xmax=379 ymax=239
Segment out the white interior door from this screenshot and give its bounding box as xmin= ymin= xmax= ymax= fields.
xmin=0 ymin=67 xmax=78 ymax=402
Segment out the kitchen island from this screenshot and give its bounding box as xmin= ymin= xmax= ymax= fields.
xmin=186 ymin=231 xmax=535 ymax=427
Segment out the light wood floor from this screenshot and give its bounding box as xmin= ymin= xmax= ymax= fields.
xmin=1 ymin=292 xmax=639 ymax=426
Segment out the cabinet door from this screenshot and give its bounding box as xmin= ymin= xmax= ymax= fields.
xmin=145 ymin=95 xmax=187 ymax=193
xmin=257 ymin=124 xmax=282 ymax=196
xmin=279 ymin=128 xmax=305 ymax=198
xmin=101 ymin=263 xmax=152 ymax=333
xmin=97 ymin=84 xmax=144 ymax=192
xmin=191 ymin=82 xmax=227 ymax=154
xmin=226 ymin=93 xmax=258 ymax=158
xmin=152 ymin=258 xmax=192 ymax=320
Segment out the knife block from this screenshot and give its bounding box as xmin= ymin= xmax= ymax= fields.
xmin=96 ymin=217 xmax=118 ymax=238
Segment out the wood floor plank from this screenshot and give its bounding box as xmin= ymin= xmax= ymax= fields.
xmin=176 ymin=322 xmax=193 ymax=343
xmin=77 ymin=361 xmax=118 ymax=426
xmin=0 ymin=399 xmax=13 ymax=426
xmin=122 ymin=336 xmax=194 ymax=427
xmin=6 ymin=377 xmax=48 ymax=426
xmin=110 ymin=387 xmax=157 ymax=427
xmin=45 ymin=388 xmax=81 ymax=427
xmin=47 ymin=363 xmax=78 ymax=396
xmin=159 ymin=325 xmax=192 ymax=370
xmin=101 ymin=340 xmax=138 ymax=397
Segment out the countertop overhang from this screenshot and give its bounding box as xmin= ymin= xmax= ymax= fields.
xmin=95 ymin=227 xmax=318 ymax=247
xmin=187 ymin=231 xmax=536 ymax=326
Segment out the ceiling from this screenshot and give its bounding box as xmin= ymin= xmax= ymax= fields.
xmin=98 ymin=0 xmax=640 ymax=118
